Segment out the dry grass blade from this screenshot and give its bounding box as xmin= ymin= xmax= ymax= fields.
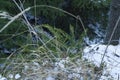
xmin=0 ymin=7 xmax=30 ymax=32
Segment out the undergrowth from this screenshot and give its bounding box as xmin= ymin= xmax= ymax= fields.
xmin=0 ymin=0 xmax=104 ymax=80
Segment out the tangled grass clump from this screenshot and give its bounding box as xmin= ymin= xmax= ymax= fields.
xmin=0 ymin=1 xmax=105 ymax=79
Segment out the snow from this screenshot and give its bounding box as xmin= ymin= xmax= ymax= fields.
xmin=8 ymin=74 xmax=13 ymax=79
xmin=83 ymin=44 xmax=120 ymax=79
xmin=0 ymin=75 xmax=7 ymax=80
xmin=15 ymin=74 xmax=21 ymax=79
xmin=46 ymin=75 xmax=55 ymax=80
xmin=0 ymin=44 xmax=120 ymax=79
xmin=0 ymin=77 xmax=7 ymax=80
xmin=0 ymin=74 xmax=21 ymax=80
xmin=55 ymin=57 xmax=69 ymax=69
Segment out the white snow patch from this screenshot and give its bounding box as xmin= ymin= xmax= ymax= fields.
xmin=0 ymin=77 xmax=7 ymax=80
xmin=46 ymin=75 xmax=55 ymax=80
xmin=55 ymin=57 xmax=69 ymax=69
xmin=0 ymin=74 xmax=7 ymax=80
xmin=83 ymin=44 xmax=120 ymax=79
xmin=8 ymin=74 xmax=13 ymax=79
xmin=15 ymin=74 xmax=21 ymax=79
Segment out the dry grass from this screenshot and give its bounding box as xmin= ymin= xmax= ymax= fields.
xmin=0 ymin=0 xmax=105 ymax=80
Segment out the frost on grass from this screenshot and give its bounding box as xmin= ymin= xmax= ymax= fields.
xmin=12 ymin=57 xmax=97 ymax=80
xmin=83 ymin=44 xmax=120 ymax=80
xmin=1 ymin=44 xmax=120 ymax=80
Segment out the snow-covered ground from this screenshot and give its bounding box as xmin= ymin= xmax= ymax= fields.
xmin=1 ymin=44 xmax=120 ymax=80
xmin=83 ymin=44 xmax=120 ymax=80
xmin=0 ymin=10 xmax=119 ymax=80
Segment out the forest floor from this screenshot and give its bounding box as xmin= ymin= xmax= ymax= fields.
xmin=84 ymin=44 xmax=120 ymax=80
xmin=0 ymin=8 xmax=119 ymax=80
xmin=0 ymin=44 xmax=120 ymax=80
